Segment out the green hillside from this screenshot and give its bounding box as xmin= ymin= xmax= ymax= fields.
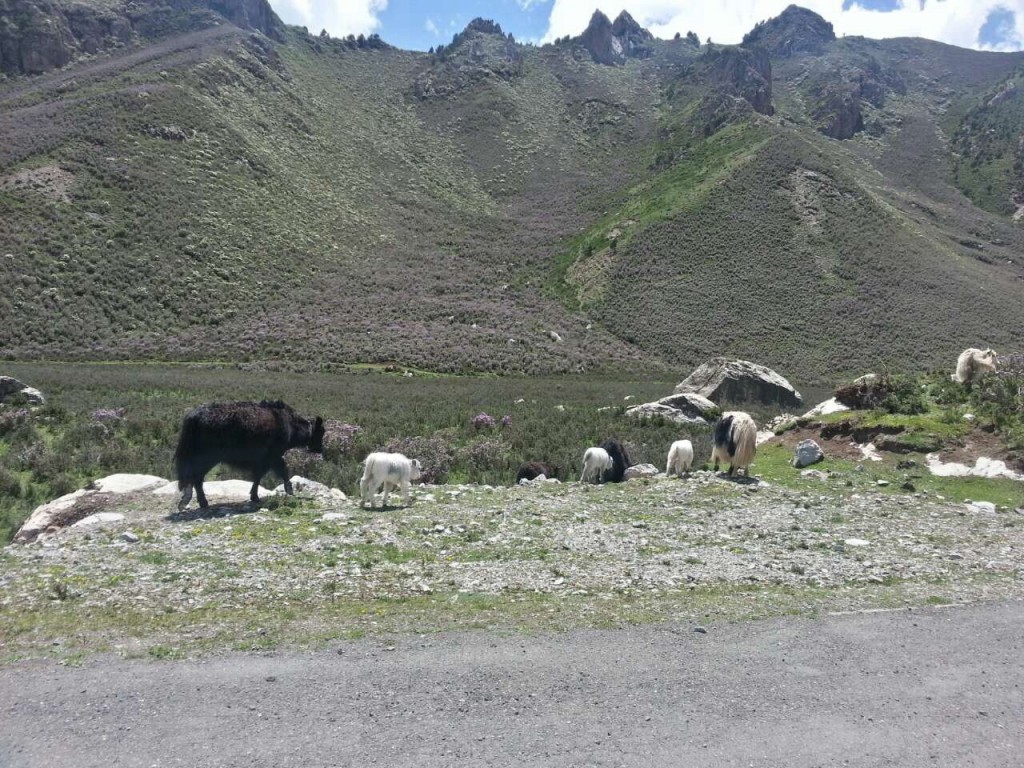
xmin=1 ymin=3 xmax=1023 ymax=380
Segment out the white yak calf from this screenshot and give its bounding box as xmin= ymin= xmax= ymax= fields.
xmin=580 ymin=446 xmax=613 ymax=484
xmin=952 ymin=348 xmax=998 ymax=385
xmin=666 ymin=439 xmax=694 ymax=477
xmin=360 ymin=452 xmax=422 ymax=508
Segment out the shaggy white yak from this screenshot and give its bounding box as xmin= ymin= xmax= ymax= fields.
xmin=952 ymin=348 xmax=998 ymax=384
xmin=711 ymin=412 xmax=757 ymax=477
xmin=580 ymin=446 xmax=613 ymax=484
xmin=666 ymin=439 xmax=694 ymax=477
xmin=359 ymin=452 xmax=422 ymax=508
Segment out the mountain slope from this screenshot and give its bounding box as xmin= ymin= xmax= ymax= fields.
xmin=1 ymin=3 xmax=1022 ymax=379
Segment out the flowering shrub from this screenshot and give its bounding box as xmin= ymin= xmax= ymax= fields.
xmin=91 ymin=407 xmax=126 ymax=423
xmin=323 ymin=421 xmax=361 ymax=456
xmin=472 ymin=412 xmax=496 ymax=430
xmin=457 ymin=437 xmax=510 ymax=472
xmin=385 ymin=434 xmax=456 ymax=484
xmin=0 ymin=408 xmax=32 ymax=437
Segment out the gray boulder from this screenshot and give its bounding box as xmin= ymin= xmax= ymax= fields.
xmin=0 ymin=376 xmax=45 ymax=405
xmin=793 ymin=439 xmax=824 ymax=468
xmin=675 ymin=358 xmax=803 ymax=408
xmin=624 ymin=463 xmax=659 ymax=480
xmin=626 ymin=392 xmax=718 ymax=425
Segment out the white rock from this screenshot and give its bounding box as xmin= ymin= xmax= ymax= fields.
xmin=14 ymin=489 xmax=91 ymax=543
xmin=320 ymin=512 xmax=348 ymax=522
xmin=802 ymin=397 xmax=849 ymax=418
xmin=926 ymin=454 xmax=1023 ymax=481
xmin=967 ymin=501 xmax=997 ymax=514
xmin=800 ymin=469 xmax=828 ymax=481
xmin=120 ymin=531 xmax=140 ymax=543
xmin=793 ymin=439 xmax=824 ymax=468
xmin=756 ymin=430 xmax=775 ymax=446
xmin=71 ymin=512 xmax=125 ymax=528
xmin=857 ymin=443 xmax=883 ymax=462
xmin=91 ymin=474 xmax=168 ymax=494
xmin=153 ymin=479 xmax=275 ymax=500
xmin=844 ymin=538 xmax=870 ymax=547
xmin=624 ymin=463 xmax=659 ymax=480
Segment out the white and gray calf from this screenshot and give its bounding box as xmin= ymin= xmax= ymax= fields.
xmin=359 ymin=452 xmax=422 ymax=508
xmin=580 ymin=446 xmax=613 ymax=484
xmin=666 ymin=439 xmax=694 ymax=477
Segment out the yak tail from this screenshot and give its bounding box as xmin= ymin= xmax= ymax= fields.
xmin=173 ymin=414 xmax=200 ymax=486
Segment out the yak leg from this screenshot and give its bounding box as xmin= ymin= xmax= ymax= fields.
xmin=380 ymin=481 xmax=393 ymax=509
xmin=194 ymin=478 xmax=209 ymax=509
xmin=177 ymin=482 xmax=194 ymax=512
xmin=401 ymin=478 xmax=411 ymax=507
xmin=271 ymin=457 xmax=292 ymax=495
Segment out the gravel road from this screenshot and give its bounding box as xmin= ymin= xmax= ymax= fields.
xmin=2 ymin=600 xmax=1022 ymax=767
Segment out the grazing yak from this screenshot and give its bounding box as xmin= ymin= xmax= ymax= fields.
xmin=516 ymin=461 xmax=558 ymax=483
xmin=600 ymin=438 xmax=631 ymax=483
xmin=952 ymin=348 xmax=998 ymax=385
xmin=359 ymin=452 xmax=422 ymax=508
xmin=666 ymin=439 xmax=694 ymax=478
xmin=711 ymin=412 xmax=757 ymax=478
xmin=174 ymin=400 xmax=325 ymax=511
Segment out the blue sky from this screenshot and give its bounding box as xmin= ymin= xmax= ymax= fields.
xmin=268 ymin=1 xmax=1024 ymax=52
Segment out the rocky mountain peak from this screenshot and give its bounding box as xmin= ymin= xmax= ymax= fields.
xmin=578 ymin=8 xmax=653 ymax=65
xmin=462 ymin=18 xmax=506 ymax=37
xmin=742 ymin=4 xmax=836 ymax=57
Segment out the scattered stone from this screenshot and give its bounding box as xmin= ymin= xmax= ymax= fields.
xmin=792 ymin=439 xmax=824 ymax=468
xmin=875 ymin=480 xmax=890 ymax=487
xmin=967 ymin=501 xmax=997 ymax=514
xmin=927 ymin=454 xmax=1023 ymax=481
xmin=693 ymin=626 xmax=708 ymax=634
xmin=624 ymin=464 xmax=659 ymax=480
xmin=120 ymin=531 xmax=140 ymax=543
xmin=844 ymin=538 xmax=870 ymax=547
xmin=800 ymin=469 xmax=828 ymax=481
xmin=901 ymin=481 xmax=916 ymax=492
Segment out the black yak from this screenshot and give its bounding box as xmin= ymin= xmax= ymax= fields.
xmin=711 ymin=411 xmax=757 ymax=477
xmin=599 ymin=439 xmax=631 ymax=483
xmin=516 ymin=461 xmax=558 ymax=483
xmin=173 ymin=400 xmax=325 ymax=511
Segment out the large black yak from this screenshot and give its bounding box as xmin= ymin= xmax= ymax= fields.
xmin=173 ymin=400 xmax=325 ymax=511
xmin=599 ymin=439 xmax=631 ymax=483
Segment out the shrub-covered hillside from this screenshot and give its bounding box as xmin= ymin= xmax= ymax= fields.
xmin=1 ymin=3 xmax=1023 ymax=378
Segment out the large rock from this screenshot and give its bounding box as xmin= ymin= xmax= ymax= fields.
xmin=792 ymin=439 xmax=824 ymax=468
xmin=802 ymin=397 xmax=848 ymax=418
xmin=0 ymin=375 xmax=45 ymax=405
xmin=13 ymin=473 xmax=169 ymax=543
xmin=152 ymin=479 xmax=275 ymax=502
xmin=741 ymin=5 xmax=836 ymax=57
xmin=626 ymin=392 xmax=718 ymax=425
xmin=675 ymin=358 xmax=803 ymax=408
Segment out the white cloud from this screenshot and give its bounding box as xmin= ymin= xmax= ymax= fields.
xmin=270 ymin=0 xmax=387 ymax=38
xmin=425 ymin=18 xmax=440 ymax=36
xmin=539 ymin=1 xmax=1024 ymax=51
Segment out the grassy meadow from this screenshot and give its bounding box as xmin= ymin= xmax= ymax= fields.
xmin=1 ymin=361 xmax=759 ymax=543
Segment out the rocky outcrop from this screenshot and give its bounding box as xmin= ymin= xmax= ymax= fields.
xmin=414 ymin=17 xmax=522 ymax=99
xmin=0 ymin=0 xmax=283 ymax=76
xmin=0 ymin=375 xmax=45 ymax=405
xmin=627 ymin=392 xmax=719 ymax=425
xmin=675 ymin=358 xmax=803 ymax=408
xmin=808 ymin=55 xmax=904 ymax=140
xmin=577 ymin=10 xmax=653 ymax=66
xmin=701 ymin=45 xmax=774 ymax=116
xmin=741 ymin=5 xmax=835 ymax=58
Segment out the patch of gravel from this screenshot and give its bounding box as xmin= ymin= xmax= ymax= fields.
xmin=2 ymin=473 xmax=1021 ymax=630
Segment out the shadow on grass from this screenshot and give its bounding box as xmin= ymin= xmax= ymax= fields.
xmin=165 ymin=501 xmax=261 ymax=523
